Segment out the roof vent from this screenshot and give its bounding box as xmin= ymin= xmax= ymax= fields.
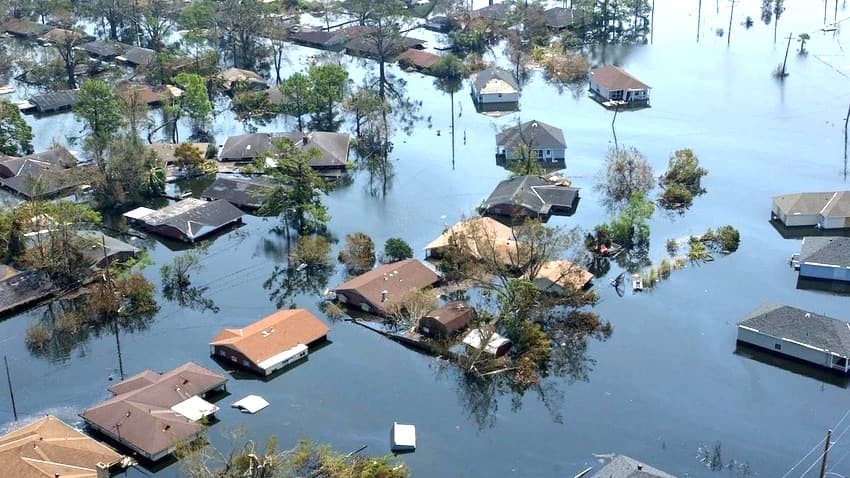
xmin=246 ymin=144 xmax=251 ymax=151
xmin=381 ymin=290 xmax=389 ymax=302
xmin=531 ymin=121 xmax=538 ymax=128
xmin=637 ymin=465 xmax=643 ymax=471
xmin=805 ymin=313 xmax=811 ymax=318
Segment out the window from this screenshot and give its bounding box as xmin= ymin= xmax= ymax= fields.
xmin=774 ymin=343 xmax=782 ymax=351
xmin=497 ymin=93 xmax=503 ymax=98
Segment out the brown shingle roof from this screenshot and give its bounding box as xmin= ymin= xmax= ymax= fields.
xmin=422 ymin=301 xmax=475 ymax=333
xmin=80 ymin=363 xmax=226 ymax=460
xmin=590 ymin=65 xmax=650 ymax=91
xmin=210 ymin=309 xmax=329 ymax=364
xmin=397 ymin=49 xmax=441 ymax=70
xmin=0 ymin=415 xmax=123 ymax=478
xmin=533 ymin=260 xmax=593 ymax=291
xmin=334 ymin=259 xmax=440 ymax=316
xmin=425 ymin=217 xmax=518 ymax=264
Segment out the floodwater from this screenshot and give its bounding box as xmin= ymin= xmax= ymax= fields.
xmin=3 ymin=1 xmax=850 ymax=476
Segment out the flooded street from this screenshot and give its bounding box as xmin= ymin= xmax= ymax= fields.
xmin=3 ymin=1 xmax=850 ymax=476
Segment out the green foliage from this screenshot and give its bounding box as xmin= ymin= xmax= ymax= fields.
xmin=596 ymin=146 xmax=655 ymax=210
xmin=280 ymin=72 xmax=312 ymax=131
xmin=383 ymin=237 xmax=413 ymax=262
xmin=429 ymin=53 xmax=468 ymax=95
xmin=659 ymin=182 xmax=694 ymax=209
xmin=257 ymin=138 xmax=331 ymax=234
xmin=449 ymin=24 xmax=487 ymax=57
xmin=659 ymin=148 xmax=707 ymax=210
xmin=0 ymin=99 xmax=34 ymax=156
xmin=291 ymin=235 xmax=332 ymax=268
xmin=74 ymin=79 xmax=124 ymax=167
xmin=339 ymin=232 xmax=376 ymax=275
xmin=606 ymin=192 xmax=655 ymax=249
xmin=666 ymin=238 xmax=679 ymax=256
xmin=173 ymin=72 xmax=213 ymax=133
xmin=307 ymin=63 xmax=348 ymax=131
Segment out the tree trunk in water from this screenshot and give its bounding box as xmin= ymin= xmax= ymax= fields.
xmin=450 ymin=91 xmax=455 ymax=170
xmin=697 ymin=0 xmax=702 ymax=42
xmin=379 ymin=59 xmax=386 ymax=100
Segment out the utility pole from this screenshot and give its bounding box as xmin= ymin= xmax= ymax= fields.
xmin=835 ymin=0 xmax=839 ymax=23
xmin=650 ymin=0 xmax=655 ymax=44
xmin=819 ymin=428 xmax=832 ymax=478
xmin=697 ymin=0 xmax=703 ymax=42
xmin=102 ymin=236 xmax=124 ymax=381
xmin=727 ymin=0 xmax=735 ymax=47
xmin=4 ymin=355 xmax=17 ymax=422
xmin=844 ymin=103 xmax=849 ymax=180
xmin=780 ymin=32 xmax=793 ymax=77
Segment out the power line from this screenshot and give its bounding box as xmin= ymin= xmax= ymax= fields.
xmin=780 ymin=410 xmax=850 ymax=478
xmin=799 ymin=421 xmax=850 ymax=478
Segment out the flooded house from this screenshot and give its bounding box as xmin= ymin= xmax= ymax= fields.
xmin=334 ymin=259 xmax=440 ymax=316
xmin=588 ymin=65 xmax=651 ymax=107
xmin=289 ymin=25 xmax=369 ymax=52
xmin=462 ymin=328 xmax=512 ymax=357
xmin=219 ymin=131 xmax=350 ymax=177
xmin=77 ymin=231 xmax=141 ymax=268
xmin=544 ymin=7 xmax=575 ymax=30
xmin=495 ymin=119 xmax=566 ymax=163
xmin=123 ymin=198 xmax=245 ymax=243
xmin=117 ymin=83 xmax=181 ymax=107
xmin=481 ymin=175 xmax=580 ymax=220
xmin=115 ymin=46 xmax=155 ymax=67
xmin=146 ymin=141 xmax=209 ymax=180
xmin=0 ymin=415 xmax=126 ymax=478
xmin=737 ymin=303 xmax=850 ymax=374
xmin=209 ymin=308 xmax=330 ymax=376
xmin=531 ymin=260 xmax=593 ymax=295
xmin=80 ymin=362 xmax=227 ymax=461
xmin=0 ymin=146 xmax=87 ymax=199
xmin=26 ymin=90 xmax=79 ymax=114
xmin=792 ymin=236 xmax=850 ymax=284
xmin=2 ymin=18 xmax=52 ymax=38
xmin=0 ymin=270 xmax=57 ymax=318
xmin=202 ymin=176 xmax=273 ymax=211
xmin=771 ymin=191 xmax=850 ymax=229
xmin=424 ymin=216 xmax=518 ymax=265
xmin=418 ymin=301 xmax=475 ymax=339
xmin=470 ymin=67 xmax=519 ymax=109
xmin=76 ymin=39 xmax=132 ymax=60
xmin=589 ymin=455 xmax=676 ymax=478
xmin=397 ymin=49 xmax=441 ymax=72
xmin=218 ymin=67 xmax=268 ymax=92
xmin=470 ymin=2 xmax=512 ymax=22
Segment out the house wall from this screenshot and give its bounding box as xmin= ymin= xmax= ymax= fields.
xmin=822 ymin=215 xmax=850 ymax=229
xmin=589 ymin=80 xmax=609 ymax=99
xmin=772 ymin=204 xmax=819 ymax=226
xmin=737 ymin=326 xmax=837 ymax=369
xmin=485 ymin=204 xmax=537 ymax=218
xmin=476 ymin=91 xmax=519 ymax=104
xmin=337 ymin=290 xmax=383 ymax=316
xmin=212 ymin=345 xmax=264 ymax=375
xmin=800 ymin=263 xmax=850 ymax=283
xmin=502 ymin=147 xmax=565 ymax=162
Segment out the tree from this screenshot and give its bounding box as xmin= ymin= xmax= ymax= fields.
xmin=174 ymin=142 xmax=206 ymax=171
xmin=359 ymin=0 xmax=409 ymax=101
xmin=280 ymin=72 xmax=311 ymax=132
xmin=0 ymin=99 xmax=34 ymax=156
xmin=798 ymin=33 xmax=810 ymax=54
xmin=308 ymin=64 xmax=348 ymax=131
xmin=383 ymin=237 xmax=413 ymax=263
xmin=595 ymin=146 xmax=655 ymax=210
xmin=215 ymin=0 xmax=267 ymax=69
xmin=137 ymin=0 xmax=174 ymax=50
xmin=339 ymin=232 xmax=376 ymax=275
xmin=257 ymin=138 xmax=331 ymax=234
xmin=74 ymin=79 xmax=124 ymax=172
xmin=604 ymin=191 xmax=655 ymax=249
xmin=160 ymin=250 xmax=218 ymax=312
xmin=386 ymin=287 xmax=438 ymax=331
xmin=172 ymin=72 xmax=213 ymax=139
xmin=658 ymin=148 xmax=707 ymax=210
xmin=51 ymin=27 xmax=84 ymax=88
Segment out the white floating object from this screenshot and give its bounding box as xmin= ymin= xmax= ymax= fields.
xmin=171 ymin=395 xmax=219 ymax=421
xmin=0 ymin=85 xmax=15 ymax=95
xmin=390 ymin=422 xmax=416 ymax=452
xmin=232 ymin=395 xmax=270 ymax=414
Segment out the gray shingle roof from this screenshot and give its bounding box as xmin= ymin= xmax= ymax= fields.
xmin=119 ymin=46 xmax=155 ymax=66
xmin=496 ymin=120 xmax=566 ymax=150
xmin=483 ymin=175 xmax=579 ymax=217
xmin=219 ymin=133 xmax=272 ymax=161
xmin=590 ymin=455 xmax=676 ymax=478
xmin=147 ymin=199 xmax=244 ymax=240
xmin=739 ymin=303 xmax=850 ymax=357
xmin=544 ymin=7 xmax=574 ymax=29
xmin=77 ymin=40 xmax=130 ymax=58
xmin=471 ymin=68 xmax=519 ymax=94
xmin=202 ymin=176 xmax=274 ymax=210
xmin=800 ymin=236 xmax=850 ymax=268
xmin=219 ymin=132 xmax=350 ymax=169
xmin=773 ymin=191 xmax=843 ymax=216
xmin=0 ymin=164 xmax=88 ymax=199
xmin=30 ymin=90 xmax=78 ymax=112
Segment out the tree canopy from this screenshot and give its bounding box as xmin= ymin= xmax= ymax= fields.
xmin=0 ymin=99 xmax=34 ymax=156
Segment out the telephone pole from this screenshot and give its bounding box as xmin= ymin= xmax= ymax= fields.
xmin=727 ymin=0 xmax=735 ymax=47
xmin=819 ymin=428 xmax=832 ymax=478
xmin=102 ymin=236 xmax=124 ymax=381
xmin=697 ymin=0 xmax=703 ymax=42
xmin=4 ymin=355 xmax=17 ymax=422
xmin=780 ymin=32 xmax=794 ymax=77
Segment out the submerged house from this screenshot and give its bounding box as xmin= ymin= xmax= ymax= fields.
xmin=0 ymin=415 xmax=126 ymax=478
xmin=793 ymin=236 xmax=850 ymax=284
xmin=0 ymin=146 xmax=86 ymax=199
xmin=419 ymin=301 xmax=475 ymax=339
xmin=219 ymin=131 xmax=350 ymax=177
xmin=496 ymin=119 xmax=566 ymax=162
xmin=123 ymin=198 xmax=244 ymax=243
xmin=462 ymin=328 xmax=512 ymax=357
xmin=2 ymin=18 xmax=52 ymax=38
xmin=544 ymin=7 xmax=575 ymax=30
xmin=76 ymin=40 xmax=132 ymax=59
xmin=397 ymin=49 xmax=441 ymax=72
xmin=532 ymin=260 xmax=593 ymax=295
xmin=589 ymin=65 xmax=651 ymax=106
xmin=482 ymin=175 xmax=580 ymax=220
xmin=116 ymin=46 xmax=155 ymax=66
xmin=424 ymin=216 xmax=518 ymax=265
xmin=80 ymin=363 xmax=227 ymax=461
xmin=117 ymin=83 xmax=181 ymax=107
xmin=218 ymin=67 xmax=268 ymax=91
xmin=334 ymin=259 xmax=440 ymax=316
xmin=77 ymin=231 xmax=140 ymax=268
xmin=210 ymin=309 xmax=330 ymax=376
xmin=202 ymin=176 xmax=273 ymax=211
xmin=772 ymin=191 xmax=850 ymax=229
xmin=28 ymin=90 xmax=78 ymax=114
xmin=737 ymin=303 xmax=850 ymax=373
xmin=470 ymin=68 xmax=519 ymax=106
xmin=589 ymin=455 xmax=676 ymax=478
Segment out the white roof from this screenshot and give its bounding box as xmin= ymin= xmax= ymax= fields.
xmin=391 ymin=422 xmax=416 ymax=451
xmin=170 ymin=395 xmax=219 ymax=422
xmin=463 ymin=329 xmax=511 ymax=355
xmin=257 ymin=343 xmax=309 ymax=371
xmin=123 ymin=206 xmax=155 ymax=220
xmin=232 ymin=395 xmax=270 ymax=414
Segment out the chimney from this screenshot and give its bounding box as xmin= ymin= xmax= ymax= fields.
xmin=96 ymin=462 xmax=110 ymax=478
xmin=637 ymin=465 xmax=643 ymax=471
